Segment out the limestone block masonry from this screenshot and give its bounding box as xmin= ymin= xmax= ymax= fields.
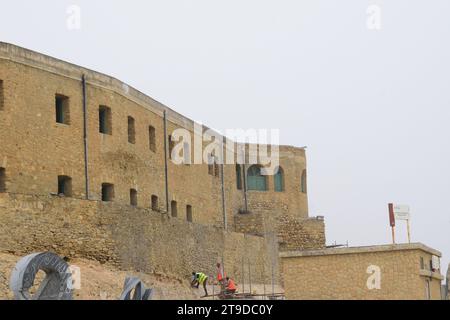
xmin=280 ymin=244 xmax=444 ymax=300
xmin=0 ymin=42 xmax=312 ymax=229
xmin=0 ymin=193 xmax=277 ymax=284
xmin=0 ymin=42 xmax=326 ymax=285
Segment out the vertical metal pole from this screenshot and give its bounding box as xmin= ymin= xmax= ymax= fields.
xmin=221 ymin=254 xmax=225 ymax=294
xmin=163 ymin=110 xmax=169 ymax=213
xmin=81 ymin=75 xmax=90 ymax=200
xmin=263 ymin=263 xmax=266 ymax=300
xmin=221 ymin=255 xmax=225 ymax=278
xmin=248 ymin=259 xmax=252 ymax=294
xmin=242 ymin=257 xmax=245 ymax=294
xmin=271 ymin=262 xmax=275 ymax=297
xmin=389 ymin=203 xmax=396 ymax=244
xmin=392 ymin=226 xmax=396 ymax=245
xmin=221 ymin=163 xmax=227 ymax=230
xmin=407 ymin=219 xmax=411 ymax=244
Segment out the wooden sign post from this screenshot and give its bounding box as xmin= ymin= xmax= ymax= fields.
xmin=388 ymin=203 xmax=411 ymax=244
xmin=388 ymin=203 xmax=396 ymax=244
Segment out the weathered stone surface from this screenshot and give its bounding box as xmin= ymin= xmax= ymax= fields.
xmin=280 ymin=244 xmax=444 ymax=300
xmin=235 ymin=212 xmax=325 ymax=251
xmin=0 ymin=42 xmax=309 ymax=231
xmin=0 ymin=42 xmax=323 ymax=292
xmin=0 ymin=193 xmax=279 ymax=284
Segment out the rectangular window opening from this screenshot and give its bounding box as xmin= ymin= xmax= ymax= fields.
xmin=0 ymin=167 xmax=6 ymax=193
xmin=236 ymin=165 xmax=243 ymax=190
xmin=186 ymin=205 xmax=193 ymax=222
xmin=149 ymin=126 xmax=156 ymax=152
xmin=128 ymin=116 xmax=136 ymax=144
xmin=171 ymin=200 xmax=178 ymax=218
xmin=208 ymin=154 xmax=214 ymax=176
xmin=57 ymin=176 xmax=72 ymax=197
xmin=102 ymin=183 xmax=114 ymax=202
xmin=151 ymin=195 xmax=159 ymax=211
xmin=130 ymin=189 xmax=138 ymax=206
xmin=55 ymin=94 xmax=70 ymax=125
xmin=99 ymin=106 xmax=112 ymax=135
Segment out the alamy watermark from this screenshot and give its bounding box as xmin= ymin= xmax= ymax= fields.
xmin=366 ymin=265 xmax=381 ymax=290
xmin=66 ymin=5 xmax=82 ymax=31
xmin=367 ymin=5 xmax=382 ymax=31
xmin=169 ymin=124 xmax=280 ymax=175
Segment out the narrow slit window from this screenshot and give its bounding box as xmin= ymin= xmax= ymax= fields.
xmin=186 ymin=205 xmax=193 ymax=222
xmin=0 ymin=167 xmax=6 ymax=192
xmin=171 ymin=200 xmax=178 ymax=218
xmin=55 ymin=94 xmax=70 ymax=124
xmin=128 ymin=116 xmax=136 ymax=144
xmin=101 ymin=183 xmax=114 ymax=202
xmin=236 ymin=164 xmax=243 ymax=190
xmin=99 ymin=106 xmax=112 ymax=135
xmin=208 ymin=154 xmax=214 ymax=176
xmin=301 ymin=170 xmax=307 ymax=194
xmin=58 ymin=176 xmax=72 ymax=197
xmin=130 ymin=189 xmax=138 ymax=206
xmin=151 ymin=195 xmax=159 ymax=211
xmin=149 ymin=126 xmax=156 ymax=152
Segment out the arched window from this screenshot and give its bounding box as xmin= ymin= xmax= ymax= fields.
xmin=301 ymin=170 xmax=307 ymax=194
xmin=274 ymin=167 xmax=284 ymax=192
xmin=247 ymin=165 xmax=267 ymax=191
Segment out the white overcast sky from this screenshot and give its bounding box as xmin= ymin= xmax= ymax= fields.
xmin=1 ymin=1 xmax=449 ymax=270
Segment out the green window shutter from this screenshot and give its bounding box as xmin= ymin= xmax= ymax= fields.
xmin=274 ymin=171 xmax=283 ymax=192
xmin=247 ymin=165 xmax=267 ymax=191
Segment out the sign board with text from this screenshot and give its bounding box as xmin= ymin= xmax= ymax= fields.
xmin=393 ymin=205 xmax=410 ymax=221
xmin=388 ymin=203 xmax=412 ymax=244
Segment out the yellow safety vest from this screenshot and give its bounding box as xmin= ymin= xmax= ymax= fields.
xmin=196 ymin=272 xmax=208 ymax=285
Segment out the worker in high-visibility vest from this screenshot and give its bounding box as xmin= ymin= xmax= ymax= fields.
xmin=191 ymin=272 xmax=209 ymax=297
xmin=225 ymin=277 xmax=237 ymax=295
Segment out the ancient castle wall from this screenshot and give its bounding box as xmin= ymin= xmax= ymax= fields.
xmin=0 ymin=42 xmax=309 ymax=230
xmin=0 ymin=193 xmax=278 ymax=284
xmin=234 ymin=212 xmax=325 ymax=251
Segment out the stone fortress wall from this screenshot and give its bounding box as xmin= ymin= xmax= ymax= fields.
xmin=0 ymin=193 xmax=274 ymax=284
xmin=0 ymin=42 xmax=325 ymax=284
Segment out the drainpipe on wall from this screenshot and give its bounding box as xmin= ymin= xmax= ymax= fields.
xmin=243 ymin=163 xmax=248 ymax=212
xmin=163 ymin=110 xmax=169 ymax=214
xmin=220 ymin=162 xmax=227 ymax=231
xmin=81 ymin=74 xmax=90 ymax=200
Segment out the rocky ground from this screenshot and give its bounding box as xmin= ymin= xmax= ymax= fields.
xmin=0 ymin=251 xmax=283 ymax=300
